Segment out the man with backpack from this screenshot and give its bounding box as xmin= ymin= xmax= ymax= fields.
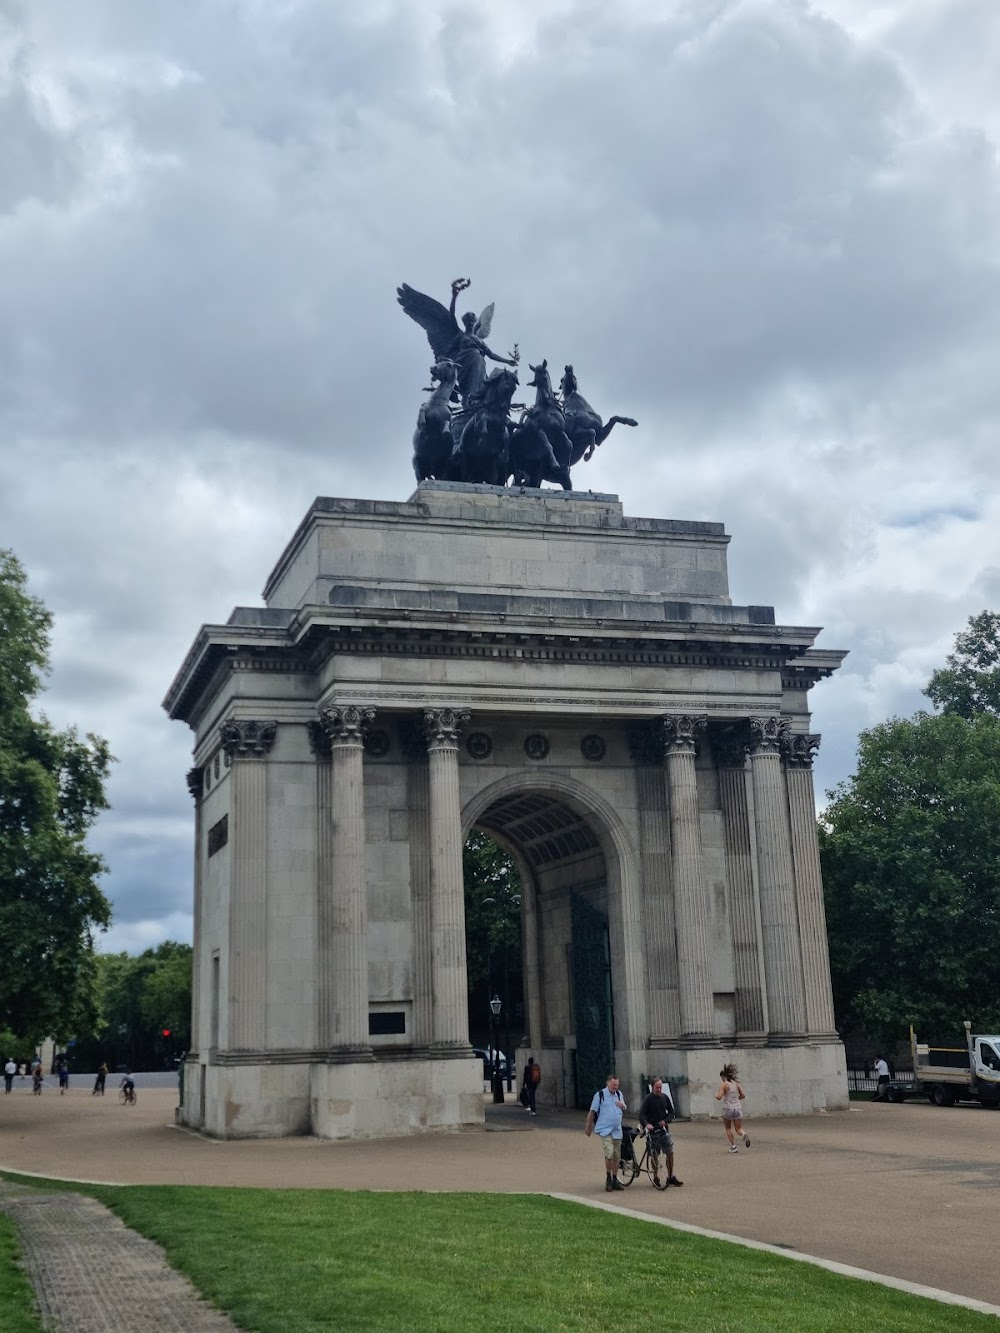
xmin=639 ymin=1077 xmax=683 ymax=1188
xmin=522 ymin=1057 xmax=541 ymax=1115
xmin=585 ymin=1074 xmax=627 ymax=1191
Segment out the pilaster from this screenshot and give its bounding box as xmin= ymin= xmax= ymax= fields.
xmin=713 ymin=726 xmax=767 ymax=1045
xmin=783 ymin=733 xmax=839 ymax=1040
xmin=424 ymin=707 xmax=473 ymax=1053
xmin=629 ymin=727 xmax=680 ymax=1043
xmin=748 ymin=716 xmax=806 ymax=1043
xmin=663 ymin=714 xmax=717 ymax=1045
xmin=318 ymin=705 xmax=375 ymax=1059
xmin=221 ymin=720 xmax=276 ymax=1050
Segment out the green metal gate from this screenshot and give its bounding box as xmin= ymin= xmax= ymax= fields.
xmin=571 ymin=892 xmax=614 ymax=1108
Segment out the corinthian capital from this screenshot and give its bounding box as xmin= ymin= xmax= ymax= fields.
xmin=221 ymin=719 xmax=277 ymax=765
xmin=711 ymin=723 xmax=751 ymax=769
xmin=749 ymin=715 xmax=789 ymax=755
xmin=423 ymin=707 xmax=471 ymax=748
xmin=321 ymin=705 xmax=375 ymax=746
xmin=782 ymin=733 xmax=821 ymax=768
xmin=662 ymin=714 xmax=707 ymax=755
xmin=185 ymin=766 xmax=204 ymax=801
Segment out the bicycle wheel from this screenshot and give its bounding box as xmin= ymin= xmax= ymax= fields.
xmin=129 ymin=1090 xmax=137 ymax=1105
xmin=618 ymin=1151 xmax=640 ymax=1185
xmin=119 ymin=1089 xmax=127 ymax=1105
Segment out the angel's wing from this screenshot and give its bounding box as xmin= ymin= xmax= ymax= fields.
xmin=397 ymin=284 xmax=458 ymax=360
xmin=473 ymin=303 xmax=495 ymax=340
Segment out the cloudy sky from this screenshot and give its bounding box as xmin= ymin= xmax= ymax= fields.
xmin=2 ymin=0 xmax=999 ymax=953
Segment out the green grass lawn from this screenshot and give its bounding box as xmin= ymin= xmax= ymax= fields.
xmin=46 ymin=1186 xmax=988 ymax=1333
xmin=0 ymin=1212 xmax=44 ymax=1332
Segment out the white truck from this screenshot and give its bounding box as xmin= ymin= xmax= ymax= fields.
xmin=887 ymin=1022 xmax=1000 ymax=1107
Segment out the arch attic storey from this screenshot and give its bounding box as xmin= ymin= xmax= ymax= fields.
xmin=163 ymin=484 xmax=848 ymax=1140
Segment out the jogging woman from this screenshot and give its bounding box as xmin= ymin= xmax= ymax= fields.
xmin=715 ymin=1063 xmax=749 ymax=1153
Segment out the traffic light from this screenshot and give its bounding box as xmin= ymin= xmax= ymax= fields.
xmin=162 ymin=1029 xmax=171 ymax=1038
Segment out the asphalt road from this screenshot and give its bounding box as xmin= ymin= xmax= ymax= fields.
xmin=1 ymin=1090 xmax=998 ymax=1308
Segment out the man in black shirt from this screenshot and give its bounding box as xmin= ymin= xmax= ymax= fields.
xmin=638 ymin=1077 xmax=682 ymax=1187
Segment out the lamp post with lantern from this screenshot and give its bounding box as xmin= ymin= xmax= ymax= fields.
xmin=489 ymin=993 xmax=504 ymax=1103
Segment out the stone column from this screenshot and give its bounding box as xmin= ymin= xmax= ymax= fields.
xmin=663 ymin=715 xmax=717 ymax=1045
xmin=221 ymin=720 xmax=276 ymax=1051
xmin=185 ymin=766 xmax=205 ymax=1058
xmin=318 ymin=705 xmax=375 ymax=1058
xmin=713 ymin=727 xmax=766 ymax=1044
xmin=748 ymin=716 xmax=806 ymax=1043
xmin=628 ymin=723 xmax=680 ymax=1043
xmin=404 ymin=737 xmax=434 ymax=1050
xmin=424 ymin=707 xmax=473 ymax=1052
xmin=784 ymin=733 xmax=838 ymax=1039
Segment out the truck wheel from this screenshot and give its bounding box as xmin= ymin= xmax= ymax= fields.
xmin=887 ymin=1086 xmax=902 ymax=1103
xmin=930 ymin=1085 xmax=948 ymax=1107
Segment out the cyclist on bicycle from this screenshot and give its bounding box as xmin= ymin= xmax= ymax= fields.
xmin=120 ymin=1072 xmax=136 ymax=1102
xmin=638 ymin=1077 xmax=682 ymax=1188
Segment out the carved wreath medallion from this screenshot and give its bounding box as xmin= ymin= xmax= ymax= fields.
xmin=524 ymin=733 xmax=550 ymax=761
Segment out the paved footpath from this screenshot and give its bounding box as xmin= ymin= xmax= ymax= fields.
xmin=0 ymin=1180 xmax=238 ymax=1332
xmin=2 ymin=1089 xmax=1000 ymax=1315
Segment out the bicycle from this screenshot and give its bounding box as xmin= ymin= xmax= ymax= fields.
xmin=119 ymin=1086 xmax=137 ymax=1106
xmin=618 ymin=1126 xmax=668 ymax=1189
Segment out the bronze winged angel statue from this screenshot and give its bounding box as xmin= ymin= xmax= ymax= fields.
xmin=397 ymin=278 xmax=519 ymax=407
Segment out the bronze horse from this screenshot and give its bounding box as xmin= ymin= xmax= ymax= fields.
xmin=412 ymin=360 xmax=460 ymax=482
xmin=560 ymin=365 xmax=637 ymax=465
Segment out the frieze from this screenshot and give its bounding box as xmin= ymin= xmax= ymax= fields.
xmin=321 ymin=705 xmax=375 ymax=745
xmin=423 ymin=707 xmax=471 ymax=748
xmin=580 ymin=734 xmax=606 ymax=762
xmin=749 ymin=715 xmax=789 ymax=755
xmin=524 ymin=733 xmax=551 ymax=761
xmin=663 ymin=714 xmax=708 ymax=755
xmin=466 ymin=732 xmax=494 ymax=760
xmin=221 ymin=719 xmax=278 ymax=764
xmin=782 ymin=733 xmax=821 ymax=768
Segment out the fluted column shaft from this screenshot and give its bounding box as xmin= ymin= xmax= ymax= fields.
xmin=407 ymin=760 xmax=434 ymax=1048
xmin=749 ymin=716 xmax=806 ymax=1042
xmin=222 ymin=720 xmax=276 ymax=1051
xmin=663 ymin=715 xmax=717 ymax=1044
xmin=320 ymin=706 xmax=374 ymax=1057
xmin=634 ymin=761 xmax=681 ymax=1042
xmin=425 ymin=709 xmax=472 ymax=1050
xmin=785 ymin=735 xmax=838 ymax=1038
xmin=717 ymin=761 xmax=767 ymax=1043
xmin=186 ymin=767 xmax=205 ymax=1057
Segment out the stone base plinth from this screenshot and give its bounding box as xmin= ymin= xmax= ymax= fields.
xmin=646 ymin=1040 xmax=848 ymax=1119
xmin=178 ymin=1056 xmax=484 ymax=1140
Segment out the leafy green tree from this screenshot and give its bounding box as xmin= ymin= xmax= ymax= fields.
xmin=0 ymin=550 xmax=112 ymax=1042
xmin=925 ymin=611 xmax=1000 ymax=718
xmin=820 ymin=711 xmax=1000 ymax=1049
xmin=70 ymin=943 xmax=192 ymax=1070
xmin=463 ymin=831 xmax=523 ymax=1050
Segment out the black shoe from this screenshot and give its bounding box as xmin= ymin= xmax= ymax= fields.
xmin=653 ymin=1175 xmax=661 ymax=1187
xmin=668 ymin=1176 xmax=683 ymax=1187
xmin=610 ymin=1178 xmax=624 ymax=1191
xmin=605 ymin=1179 xmax=613 ymax=1192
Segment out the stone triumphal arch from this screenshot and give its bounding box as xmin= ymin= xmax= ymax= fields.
xmin=165 ymin=483 xmax=848 ymax=1138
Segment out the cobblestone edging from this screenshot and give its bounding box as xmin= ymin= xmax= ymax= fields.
xmin=0 ymin=1183 xmax=238 ymax=1332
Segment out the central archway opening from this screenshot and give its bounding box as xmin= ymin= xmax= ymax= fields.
xmin=463 ymin=788 xmax=613 ymax=1108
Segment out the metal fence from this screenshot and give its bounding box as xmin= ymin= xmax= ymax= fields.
xmin=847 ymin=1067 xmax=916 ymax=1094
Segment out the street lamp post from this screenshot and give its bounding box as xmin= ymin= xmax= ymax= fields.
xmin=489 ymin=994 xmax=504 ymax=1103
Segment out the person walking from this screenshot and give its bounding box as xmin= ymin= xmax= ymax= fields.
xmin=872 ymin=1056 xmax=890 ymax=1101
xmin=715 ymin=1063 xmax=749 ymax=1153
xmin=57 ymin=1060 xmax=70 ymax=1095
xmin=32 ymin=1064 xmax=44 ymax=1095
xmin=585 ymin=1074 xmax=627 ymax=1191
xmin=3 ymin=1059 xmax=15 ymax=1094
xmin=522 ymin=1057 xmax=541 ymax=1116
xmin=93 ymin=1062 xmax=108 ymax=1096
xmin=638 ymin=1077 xmax=682 ymax=1187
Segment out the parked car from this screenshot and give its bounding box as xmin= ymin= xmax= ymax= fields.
xmin=472 ymin=1048 xmax=509 ymax=1079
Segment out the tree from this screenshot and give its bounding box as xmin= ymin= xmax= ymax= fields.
xmin=925 ymin=611 xmax=1000 ymax=718
xmin=69 ymin=943 xmax=193 ymax=1070
xmin=0 ymin=549 xmax=113 ymax=1042
xmin=463 ymin=831 xmax=523 ymax=1048
xmin=820 ymin=711 xmax=1000 ymax=1050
